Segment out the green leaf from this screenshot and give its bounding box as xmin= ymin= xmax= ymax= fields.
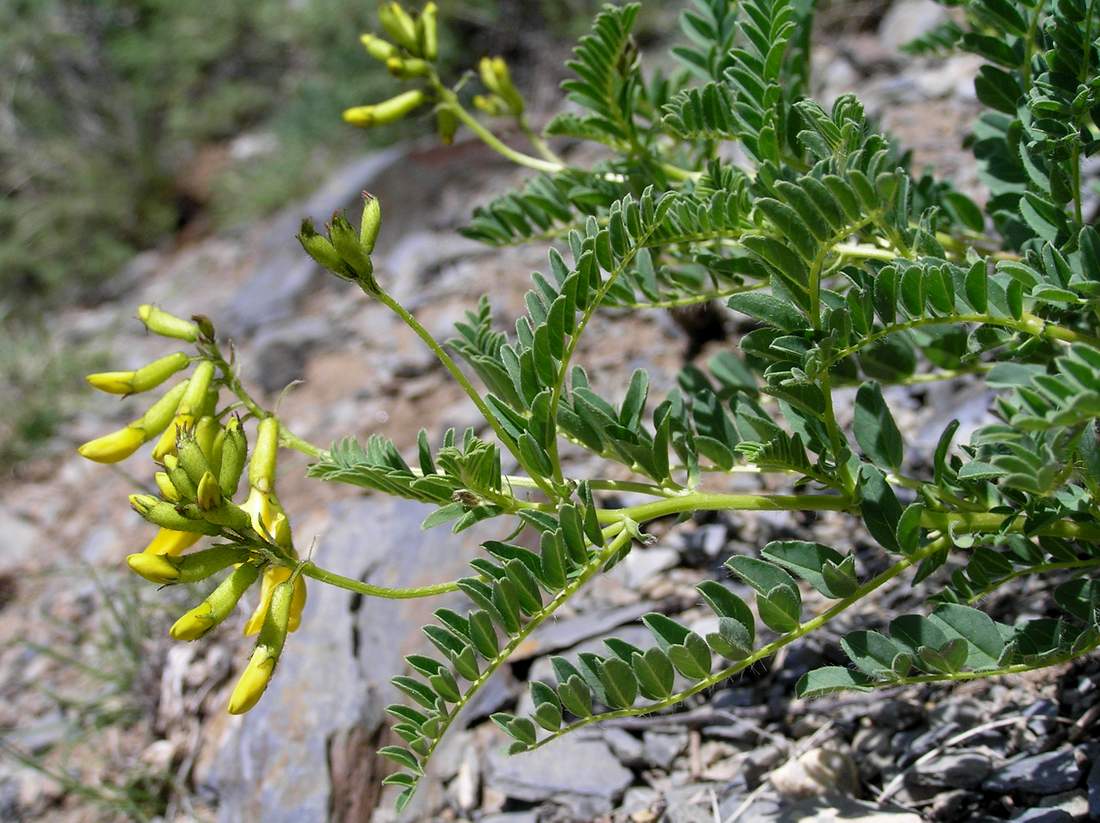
xmin=697 ymin=581 xmax=755 ymax=644
xmin=379 ymin=746 xmax=422 ymax=772
xmin=858 ymin=465 xmax=903 ymax=552
xmin=928 ymin=603 xmax=1005 ymax=669
xmin=795 ymin=666 xmax=874 ymax=698
xmin=667 ymin=632 xmax=712 ymax=679
xmin=632 ymin=648 xmax=675 ymax=699
xmin=761 ymin=540 xmax=856 ymax=598
xmin=854 ymin=382 xmax=904 ymax=470
xmin=530 ymin=681 xmax=563 ymax=731
xmin=597 ymin=656 xmax=638 ymax=708
xmin=841 ymin=630 xmax=908 ymax=677
xmin=728 ymin=291 xmax=809 ymax=332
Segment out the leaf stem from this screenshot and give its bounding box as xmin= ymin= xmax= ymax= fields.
xmin=299 ymin=562 xmax=460 ymax=598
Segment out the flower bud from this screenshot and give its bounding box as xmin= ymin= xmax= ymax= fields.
xmin=177 ymin=361 xmax=215 ymax=417
xmin=177 ymin=427 xmax=214 ymax=487
xmin=78 ymin=425 xmax=146 ymax=464
xmin=244 ymin=566 xmax=307 ymax=635
xmin=249 ymin=417 xmax=279 ymax=493
xmin=179 ymin=501 xmax=252 ymax=531
xmin=129 ymin=494 xmax=223 ymax=535
xmin=360 ymin=32 xmax=398 ymax=62
xmin=137 ymin=305 xmax=199 ymax=342
xmin=195 ymin=416 xmax=220 ymax=465
xmin=240 ymin=486 xmax=281 ymax=537
xmin=478 ymin=56 xmax=499 ymax=95
xmin=298 ymin=219 xmax=353 ymax=279
xmin=490 ymin=56 xmax=523 ymax=114
xmin=219 ymin=416 xmax=248 ymax=498
xmin=171 ymin=562 xmax=261 ymax=641
xmin=229 ymin=575 xmax=296 ymax=714
xmin=128 ymin=352 xmax=191 ymax=394
xmin=143 ymin=527 xmax=200 ymax=557
xmin=386 ymin=56 xmax=431 ymax=78
xmin=418 ymin=2 xmax=438 ymax=61
xmin=378 ymin=2 xmax=419 ymax=52
xmin=327 ymin=212 xmax=376 ymax=287
xmin=163 ymin=454 xmax=198 ymax=500
xmin=152 ymin=414 xmax=193 ymax=461
xmin=436 ymin=107 xmax=458 ymax=144
xmin=196 ymin=471 xmax=223 ymax=511
xmin=126 ymin=552 xmax=180 ymax=584
xmin=360 ymin=194 xmax=382 ymax=253
xmin=86 ymin=371 xmax=137 ymax=395
xmin=210 ymin=428 xmax=226 ymax=476
xmin=141 ymin=379 xmax=191 ymax=438
xmin=155 ymin=471 xmax=180 ymax=502
xmin=227 ymin=647 xmax=276 ymax=715
xmin=128 ymin=544 xmax=243 ymax=585
xmin=342 ymin=89 xmax=426 ymax=128
xmin=473 ymin=94 xmax=508 ymax=116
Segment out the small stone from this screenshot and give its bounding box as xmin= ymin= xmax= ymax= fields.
xmin=141 ymin=739 xmax=178 ymax=771
xmin=770 ymin=747 xmax=859 ymax=799
xmin=911 ymin=750 xmax=994 ymax=790
xmin=603 ymin=727 xmax=645 ymax=767
xmin=1011 ymin=809 xmax=1073 ymax=823
xmin=620 ymin=547 xmax=680 ymax=589
xmin=878 ymin=0 xmax=949 ymax=53
xmin=485 ymin=736 xmax=632 ymax=818
xmin=643 ymin=730 xmax=689 ymax=770
xmin=620 ymin=786 xmax=660 ymax=818
xmin=1087 ymin=757 xmax=1100 ymax=819
xmin=983 ymin=749 xmax=1083 ymax=796
xmin=929 ymin=789 xmax=980 ymax=821
xmin=448 ymin=745 xmax=480 ymax=812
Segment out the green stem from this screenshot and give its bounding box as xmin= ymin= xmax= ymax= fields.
xmin=527 ymin=535 xmax=952 ymax=750
xmin=516 ymin=113 xmax=563 ymax=165
xmin=595 ymin=492 xmax=853 ymax=524
xmin=827 ymin=313 xmax=1100 ymax=368
xmin=299 ymin=562 xmax=460 ymax=598
xmin=372 ymin=287 xmax=559 ymax=501
xmin=885 ymin=640 xmax=1100 ymax=687
xmin=967 ymin=556 xmax=1100 ymax=604
xmin=441 ymin=98 xmax=563 ymax=174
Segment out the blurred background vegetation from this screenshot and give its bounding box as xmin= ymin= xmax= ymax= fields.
xmin=0 ymin=0 xmax=598 ymax=467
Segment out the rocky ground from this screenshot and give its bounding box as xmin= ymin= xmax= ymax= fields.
xmin=1 ymin=2 xmax=1099 ymax=821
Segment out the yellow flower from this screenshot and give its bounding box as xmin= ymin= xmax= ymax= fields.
xmin=143 ymin=528 xmax=200 ymax=557
xmin=243 ymin=566 xmax=306 ymax=636
xmin=77 ymin=425 xmax=145 ymax=463
xmin=127 ymin=552 xmax=179 ymax=584
xmin=86 ymin=371 xmax=137 ymax=394
xmin=227 ymin=648 xmax=276 ymax=714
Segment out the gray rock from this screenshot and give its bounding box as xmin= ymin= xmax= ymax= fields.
xmin=249 ymin=316 xmax=332 ymax=393
xmin=911 ymin=751 xmax=994 ymax=789
xmin=878 ymin=0 xmax=949 ymax=53
xmin=510 ymin=601 xmax=655 ymax=661
xmin=983 ymin=749 xmax=1083 ymax=796
xmin=663 ymin=784 xmax=719 ymax=823
xmin=221 ymin=148 xmax=404 ymax=336
xmin=1011 ymin=809 xmax=1073 ymax=823
xmin=0 ymin=505 xmax=38 ymax=572
xmin=620 ymin=786 xmax=660 ymax=817
xmin=769 ymin=794 xmax=923 ymax=822
xmin=1088 ymin=757 xmax=1100 ymax=820
xmin=643 ymin=730 xmax=689 ymax=770
xmin=481 ymin=813 xmax=538 ymax=823
xmin=211 ymin=497 xmax=486 ymax=823
xmin=619 ymin=546 xmax=680 ymax=589
xmin=603 ymin=727 xmax=645 ymax=767
xmin=486 ymin=736 xmax=632 ymax=818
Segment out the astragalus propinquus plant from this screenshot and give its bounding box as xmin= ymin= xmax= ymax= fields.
xmin=80 ymin=0 xmax=1100 ymax=811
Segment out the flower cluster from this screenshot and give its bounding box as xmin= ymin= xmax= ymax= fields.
xmin=78 ymin=308 xmax=306 ymax=714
